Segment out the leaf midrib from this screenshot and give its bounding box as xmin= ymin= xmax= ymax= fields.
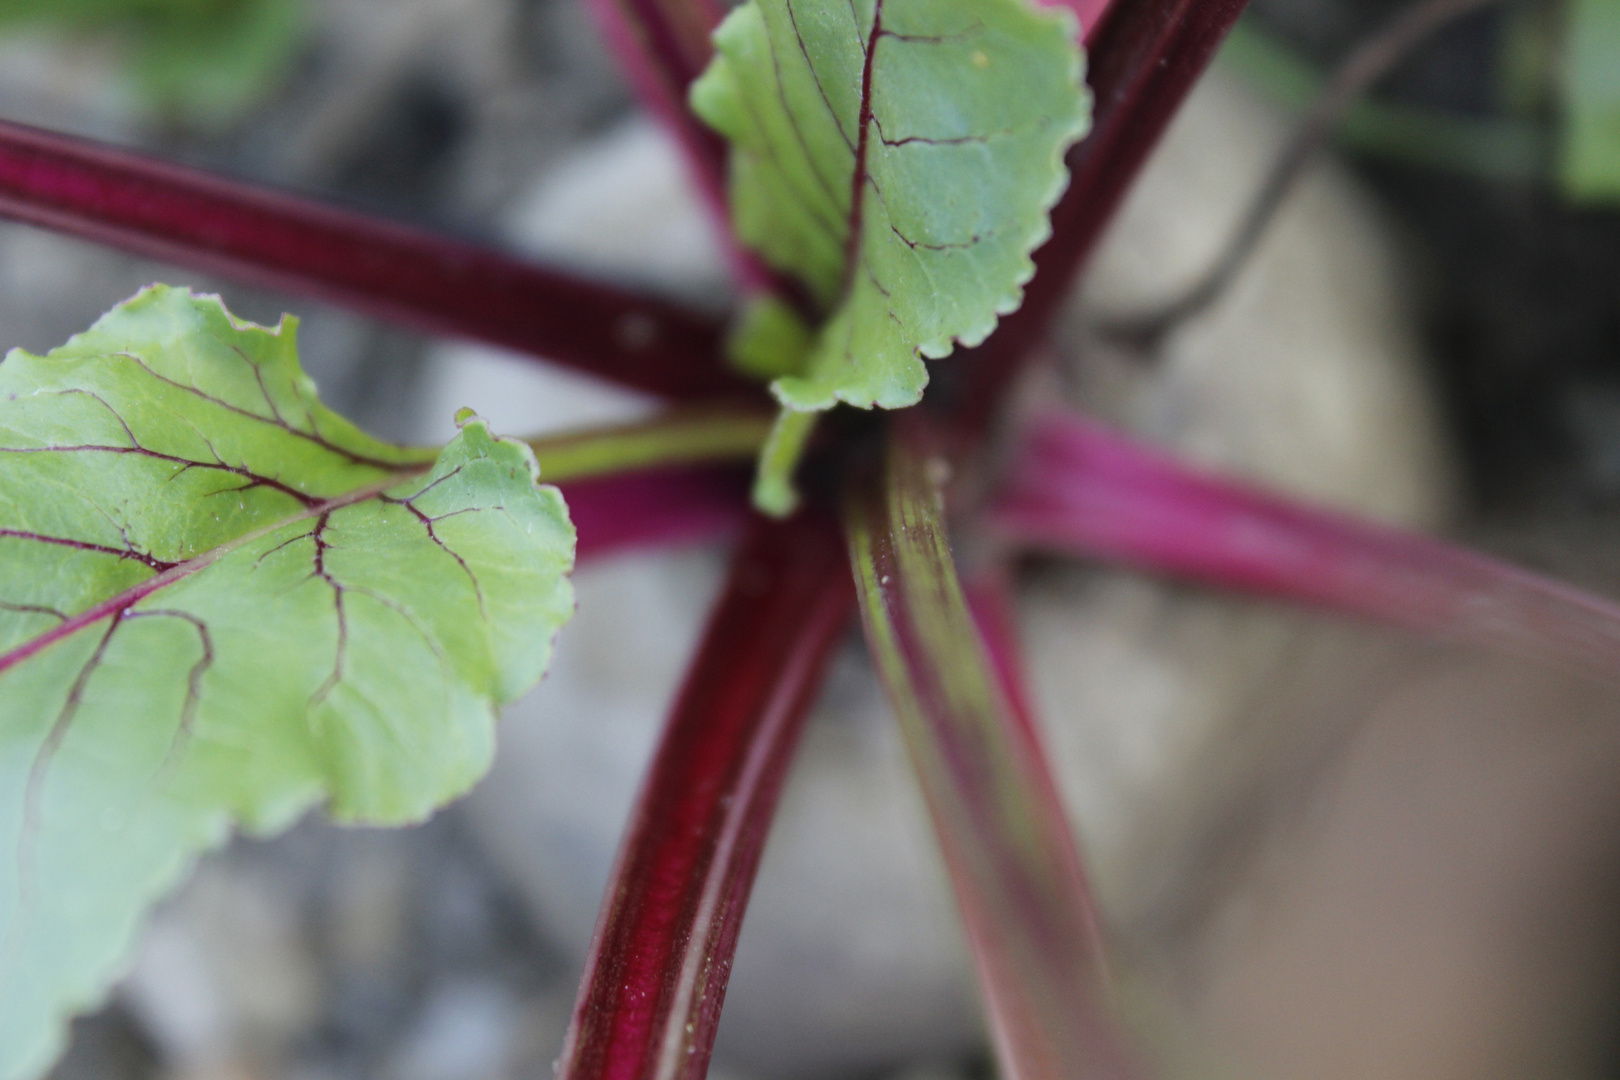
xmin=839 ymin=0 xmax=884 ymax=303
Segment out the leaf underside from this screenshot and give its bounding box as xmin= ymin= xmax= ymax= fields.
xmin=0 ymin=286 xmax=575 ymax=1080
xmin=692 ymin=0 xmax=1090 ymax=412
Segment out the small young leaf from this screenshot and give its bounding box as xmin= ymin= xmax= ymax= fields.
xmin=0 ymin=286 xmax=575 ymax=1080
xmin=691 ymin=0 xmax=1089 ymax=412
xmin=752 ymin=406 xmax=819 ymax=516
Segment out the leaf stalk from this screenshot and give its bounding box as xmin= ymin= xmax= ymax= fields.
xmin=992 ymin=410 xmax=1620 ymax=681
xmin=557 ymin=512 xmax=853 ymax=1080
xmin=0 ymin=119 xmax=749 ymax=401
xmin=530 ymin=407 xmax=774 ymax=485
xmin=846 ymin=414 xmax=1142 ymax=1080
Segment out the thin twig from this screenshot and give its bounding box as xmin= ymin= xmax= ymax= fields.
xmin=1099 ymin=0 xmax=1517 ymax=349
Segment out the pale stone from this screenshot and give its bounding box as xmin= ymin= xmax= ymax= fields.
xmin=119 ymin=860 xmax=323 ymax=1076
xmin=1026 ymin=67 xmax=1458 ymax=945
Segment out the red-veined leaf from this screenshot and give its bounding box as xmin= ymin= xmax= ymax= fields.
xmin=943 ymin=0 xmax=1250 ymax=437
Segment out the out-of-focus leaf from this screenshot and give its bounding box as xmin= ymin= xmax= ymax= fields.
xmin=0 ymin=0 xmax=305 ymax=129
xmin=0 ymin=286 xmax=575 ymax=1080
xmin=691 ymin=0 xmax=1089 ymax=413
xmin=1560 ymin=0 xmax=1620 ymax=202
xmin=129 ymin=0 xmax=305 ymax=128
xmin=1219 ymin=19 xmax=1544 ymax=182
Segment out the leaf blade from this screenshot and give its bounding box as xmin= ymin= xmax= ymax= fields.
xmin=0 ymin=286 xmax=576 ymax=1080
xmin=692 ymin=0 xmax=1090 ymax=412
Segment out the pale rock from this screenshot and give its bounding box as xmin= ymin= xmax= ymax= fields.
xmin=450 ymin=70 xmax=1454 ymax=1077
xmin=1025 ymin=66 xmax=1457 ymax=943
xmin=463 ymin=549 xmax=725 ymax=957
xmin=410 ymin=120 xmax=726 ymax=445
xmin=119 ymin=859 xmax=322 ymax=1076
xmin=322 ymin=836 xmax=413 ymax=976
xmin=502 ymin=120 xmax=731 ymax=308
xmin=879 ymin=1057 xmax=981 ymax=1080
xmin=1065 ymin=68 xmax=1452 ymax=528
xmin=0 ymin=34 xmax=137 ymax=142
xmin=385 ymin=980 xmax=523 ymax=1080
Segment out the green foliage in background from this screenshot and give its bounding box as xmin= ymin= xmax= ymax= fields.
xmin=1560 ymin=0 xmax=1620 ymax=202
xmin=1218 ymin=19 xmax=1545 ymax=183
xmin=0 ymin=0 xmax=305 ymax=127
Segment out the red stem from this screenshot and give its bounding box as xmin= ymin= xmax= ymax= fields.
xmin=584 ymin=0 xmax=729 ymax=248
xmin=0 ymin=4 xmax=1252 ymax=1076
xmin=944 ymin=0 xmax=1250 ymax=437
xmin=585 ymin=0 xmax=795 ymax=296
xmin=563 ymin=466 xmax=752 ymax=562
xmin=0 ymin=119 xmax=751 ymax=402
xmin=558 ymin=4 xmax=1257 ymax=1076
xmin=846 ymin=415 xmax=1140 ymax=1080
xmin=992 ymin=410 xmax=1620 ymax=680
xmin=557 ymin=511 xmax=854 ymax=1080
xmin=960 ymin=568 xmax=1132 ymax=1080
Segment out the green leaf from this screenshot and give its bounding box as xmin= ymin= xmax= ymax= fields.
xmin=691 ymin=0 xmax=1089 ymax=412
xmin=0 ymin=286 xmax=575 ymax=1080
xmin=130 ymin=0 xmax=306 ymax=129
xmin=0 ymin=0 xmax=305 ymax=129
xmin=1560 ymin=0 xmax=1620 ymax=202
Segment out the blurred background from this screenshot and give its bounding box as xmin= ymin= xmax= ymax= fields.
xmin=8 ymin=0 xmax=1620 ymax=1078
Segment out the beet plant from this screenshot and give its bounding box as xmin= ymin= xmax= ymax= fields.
xmin=3 ymin=0 xmax=1615 ymax=1077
